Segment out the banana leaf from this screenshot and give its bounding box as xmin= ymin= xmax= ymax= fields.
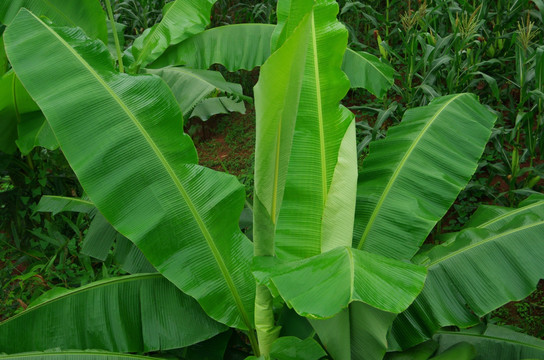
xmin=252 ymin=12 xmax=313 ymax=353
xmin=274 ymin=0 xmax=356 ymax=261
xmin=391 ymin=207 xmax=544 ymax=349
xmin=0 ymin=70 xmax=42 ymax=153
xmin=149 ymin=23 xmax=394 ymax=96
xmin=190 ymin=97 xmax=245 ymax=121
xmin=15 ymin=111 xmax=58 ymax=155
xmin=149 ymin=24 xmax=275 ymax=71
xmin=36 ymin=195 xmax=95 ymax=215
xmin=0 ymin=35 xmax=7 ymax=75
xmin=0 ymin=273 xmax=226 ymax=353
xmin=0 ymin=0 xmax=107 ymax=43
xmin=130 ymin=0 xmax=216 ymax=69
xmin=4 ymin=9 xmax=255 ymax=332
xmin=433 ymin=325 xmax=544 ymax=360
xmin=147 ymin=67 xmax=246 ymax=120
xmin=354 ymin=94 xmax=496 ymax=260
xmin=255 ymin=247 xmax=426 ymax=319
xmin=0 ymin=351 xmax=164 ymax=359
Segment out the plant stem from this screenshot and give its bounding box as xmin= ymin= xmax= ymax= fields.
xmin=104 ymin=0 xmax=124 ymax=73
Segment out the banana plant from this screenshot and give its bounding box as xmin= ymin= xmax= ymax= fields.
xmin=0 ymin=0 xmax=393 ymax=157
xmin=2 ymin=1 xmax=544 ymax=360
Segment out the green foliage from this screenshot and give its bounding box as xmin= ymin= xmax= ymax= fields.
xmin=0 ymin=0 xmax=543 ymax=360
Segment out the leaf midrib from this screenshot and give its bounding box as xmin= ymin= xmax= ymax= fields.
xmin=28 ymin=11 xmax=252 ymax=330
xmin=357 ymin=94 xmax=464 ymax=250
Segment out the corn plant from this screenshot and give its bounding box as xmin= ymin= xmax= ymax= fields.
xmin=1 ymin=0 xmax=544 ymax=360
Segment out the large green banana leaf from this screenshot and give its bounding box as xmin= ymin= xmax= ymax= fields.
xmin=433 ymin=325 xmax=544 ymax=360
xmin=0 ymin=0 xmax=107 ymax=43
xmin=149 ymin=23 xmax=395 ymax=97
xmin=391 ymin=206 xmax=544 ymax=349
xmin=4 ymin=9 xmax=256 ymax=332
xmin=0 ymin=351 xmax=164 ymax=359
xmin=149 ymin=24 xmax=275 ymax=71
xmin=273 ymin=0 xmax=356 ymax=260
xmin=353 ymin=93 xmax=496 ymax=260
xmin=0 ymin=273 xmax=226 ymax=353
xmin=130 ymin=0 xmax=216 ymax=69
xmin=146 ymin=67 xmax=246 ymax=120
xmin=256 ymin=247 xmax=426 ymax=319
xmin=343 ymin=49 xmax=395 ymax=98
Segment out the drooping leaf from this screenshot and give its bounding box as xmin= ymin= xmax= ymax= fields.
xmin=274 ymin=0 xmax=356 ymax=261
xmin=257 ymin=247 xmax=426 ymax=319
xmin=433 ymin=325 xmax=544 ymax=360
xmin=354 ymin=94 xmax=496 ymax=260
xmin=391 ymin=209 xmax=544 ymax=349
xmin=342 ymin=49 xmax=395 ymax=97
xmin=81 ymin=211 xmax=118 ymax=261
xmin=0 ymin=35 xmax=7 ymax=75
xmin=189 ymin=96 xmax=245 ymax=121
xmin=0 ymin=70 xmax=41 ymax=154
xmin=0 ymin=273 xmax=226 ymax=354
xmin=181 ymin=330 xmax=232 ymax=360
xmin=16 ymin=111 xmax=58 ymax=155
xmin=150 ymin=23 xmax=394 ymax=96
xmin=36 ymin=195 xmax=95 ymax=215
xmin=114 ymin=235 xmax=156 ymax=274
xmin=147 ymin=67 xmax=246 ymax=120
xmin=149 ymin=23 xmax=275 ymax=71
xmin=5 ymin=9 xmax=255 ymax=331
xmin=0 ymin=0 xmax=107 ymax=43
xmin=0 ymin=351 xmax=165 ymax=359
xmin=131 ymin=0 xmax=216 ymax=69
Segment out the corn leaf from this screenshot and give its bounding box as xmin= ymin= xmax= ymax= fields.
xmin=343 ymin=49 xmax=395 ymax=97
